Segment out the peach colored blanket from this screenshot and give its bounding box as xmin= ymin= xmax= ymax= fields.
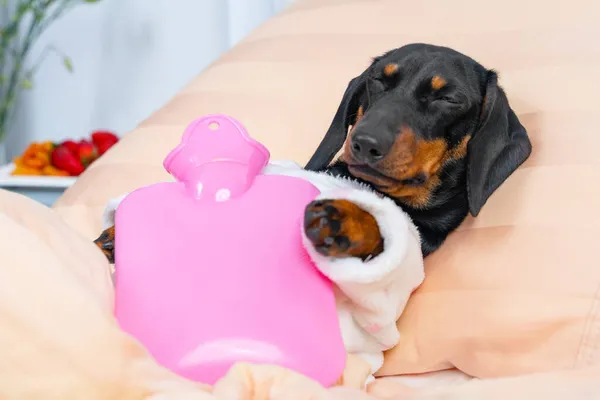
xmin=1 ymin=187 xmax=599 ymax=399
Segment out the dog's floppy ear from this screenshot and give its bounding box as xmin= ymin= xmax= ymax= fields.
xmin=305 ymin=73 xmax=367 ymax=171
xmin=466 ymin=71 xmax=532 ymax=216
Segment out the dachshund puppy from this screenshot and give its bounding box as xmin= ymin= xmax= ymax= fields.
xmin=304 ymin=43 xmax=532 ymax=258
xmin=95 ymin=43 xmax=531 ymax=263
xmin=92 ymin=44 xmax=531 ymax=376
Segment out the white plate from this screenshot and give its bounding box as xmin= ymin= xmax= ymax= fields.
xmin=0 ymin=163 xmax=76 ymax=188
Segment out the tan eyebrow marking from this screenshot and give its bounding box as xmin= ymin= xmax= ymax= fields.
xmin=383 ymin=63 xmax=399 ymax=77
xmin=431 ymin=76 xmax=447 ymax=90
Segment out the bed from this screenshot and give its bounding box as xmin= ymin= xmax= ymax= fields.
xmin=1 ymin=0 xmax=599 ymax=398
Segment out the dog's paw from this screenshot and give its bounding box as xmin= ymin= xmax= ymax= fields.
xmin=303 ymin=199 xmax=383 ymax=260
xmin=94 ymin=226 xmax=115 ymax=263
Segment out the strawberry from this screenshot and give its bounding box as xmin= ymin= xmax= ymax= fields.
xmin=60 ymin=140 xmax=80 ymax=155
xmin=51 ymin=145 xmax=85 ymax=176
xmin=91 ymin=131 xmax=118 ymax=144
xmin=96 ymin=140 xmax=117 ymax=156
xmin=91 ymin=131 xmax=119 ymax=155
xmin=78 ymin=139 xmax=98 ymax=167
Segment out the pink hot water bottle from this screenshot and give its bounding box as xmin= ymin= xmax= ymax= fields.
xmin=113 ymin=114 xmax=346 ymax=386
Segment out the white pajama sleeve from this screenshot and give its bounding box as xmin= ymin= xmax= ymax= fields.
xmin=262 ymin=163 xmax=426 ymax=376
xmin=300 ymin=186 xmax=425 ymax=376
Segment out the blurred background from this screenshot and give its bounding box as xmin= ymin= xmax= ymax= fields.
xmin=1 ymin=0 xmax=295 ymax=160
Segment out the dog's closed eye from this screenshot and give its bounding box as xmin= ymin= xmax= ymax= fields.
xmin=435 ymin=95 xmax=460 ymax=104
xmin=419 ymin=92 xmax=462 ymax=106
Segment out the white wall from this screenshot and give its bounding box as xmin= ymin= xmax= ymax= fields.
xmin=6 ymin=0 xmax=295 ymax=158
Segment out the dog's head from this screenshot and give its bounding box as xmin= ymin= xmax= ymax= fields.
xmin=306 ymin=43 xmax=532 ymax=216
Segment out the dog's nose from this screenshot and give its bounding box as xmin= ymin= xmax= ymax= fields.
xmin=351 ymin=134 xmax=389 ymax=164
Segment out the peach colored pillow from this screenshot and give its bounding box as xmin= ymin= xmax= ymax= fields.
xmin=378 ymin=109 xmax=600 ymax=378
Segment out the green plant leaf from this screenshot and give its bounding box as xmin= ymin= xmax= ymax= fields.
xmin=16 ymin=3 xmax=28 ymax=13
xmin=63 ymin=56 xmax=74 ymax=72
xmin=83 ymin=0 xmax=102 ymax=3
xmin=16 ymin=2 xmax=32 ymax=15
xmin=33 ymin=9 xmax=44 ymax=23
xmin=20 ymin=79 xmax=33 ymax=89
xmin=1 ymin=23 xmax=18 ymax=40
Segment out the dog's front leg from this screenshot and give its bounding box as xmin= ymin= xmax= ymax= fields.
xmin=303 ymin=199 xmax=384 ymax=261
xmin=94 ymin=225 xmax=115 ymax=263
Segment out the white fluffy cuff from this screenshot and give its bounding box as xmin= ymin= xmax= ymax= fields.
xmin=102 ymin=194 xmax=128 ymax=230
xmin=301 ymin=188 xmax=421 ymax=284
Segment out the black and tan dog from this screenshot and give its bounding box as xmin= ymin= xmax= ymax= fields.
xmin=95 ymin=43 xmax=531 ymax=262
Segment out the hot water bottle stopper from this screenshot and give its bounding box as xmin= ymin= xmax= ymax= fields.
xmin=113 ymin=114 xmax=346 ymax=386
